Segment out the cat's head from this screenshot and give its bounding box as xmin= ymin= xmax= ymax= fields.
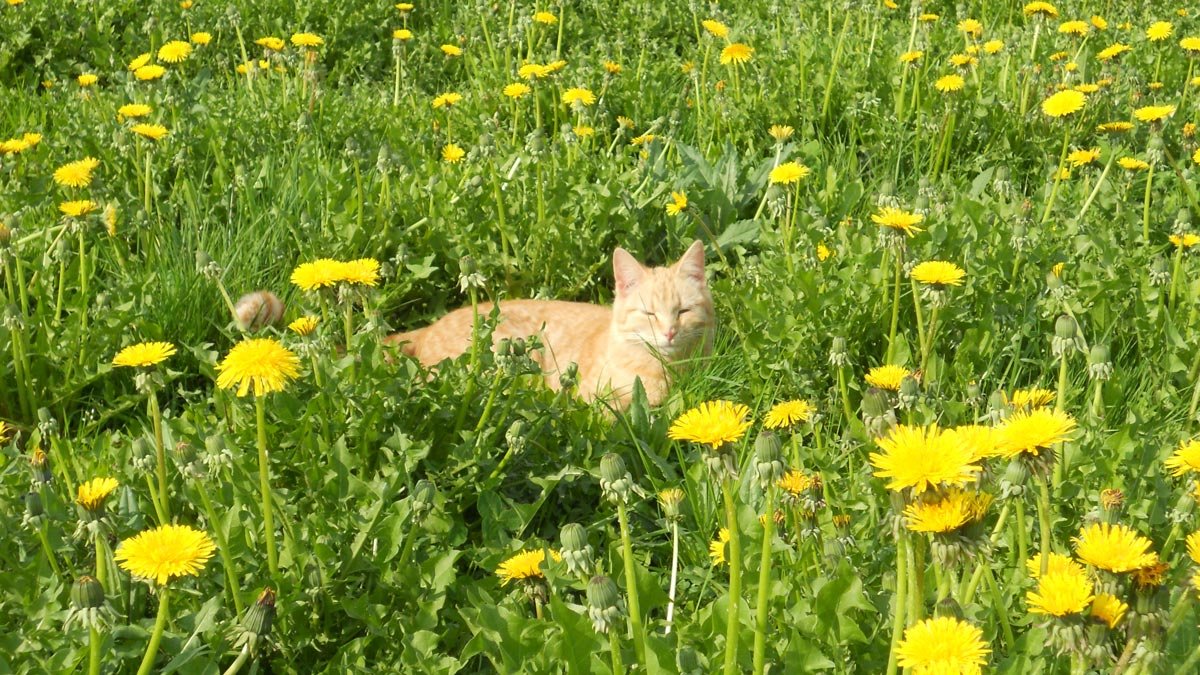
xmin=610 ymin=240 xmax=715 ymax=360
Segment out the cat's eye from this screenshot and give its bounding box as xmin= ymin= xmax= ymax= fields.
xmin=677 ymin=308 xmax=691 ymax=316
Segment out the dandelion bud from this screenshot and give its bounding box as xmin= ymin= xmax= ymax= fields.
xmin=559 ymin=523 xmax=594 ymax=576
xmin=1045 ymin=266 xmax=1062 ymax=290
xmin=897 ymin=375 xmax=921 ymax=410
xmin=24 ymin=490 xmax=43 ymax=519
xmin=495 ymin=338 xmax=512 ymax=358
xmin=1087 ymin=344 xmax=1112 ymax=380
xmin=828 ymin=336 xmax=850 ymax=367
xmin=504 ymin=420 xmax=527 ymax=456
xmin=233 ymin=587 xmax=276 ymax=654
xmin=861 ymin=388 xmax=896 ymax=437
xmin=586 ymin=575 xmax=625 ymax=634
xmin=966 ymin=380 xmax=981 ymax=400
xmin=1149 ymin=256 xmax=1171 ymax=286
xmin=37 ymin=407 xmax=58 ymax=437
xmin=1052 ymin=314 xmax=1084 ymax=358
xmin=935 ymin=596 xmax=964 ymax=620
xmin=559 ymin=362 xmax=579 ymax=390
xmin=1177 ymin=208 xmax=1193 ymax=228
xmin=999 ymin=458 xmax=1029 ymax=497
xmin=29 ymin=447 xmax=52 ymax=484
xmin=0 ymin=221 xmax=10 ymax=246
xmin=754 ymin=432 xmax=785 ymax=489
xmin=71 ymin=576 xmax=106 ymax=610
xmin=411 ymin=479 xmax=437 ymax=519
xmin=131 ymin=437 xmax=155 ymax=474
xmin=600 ymin=453 xmax=634 ymax=505
xmin=1100 ymin=488 xmax=1124 ymax=513
xmin=657 ymin=488 xmax=685 ymax=522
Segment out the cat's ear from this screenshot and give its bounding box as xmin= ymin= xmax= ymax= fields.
xmin=674 ymin=240 xmax=707 ymax=284
xmin=613 ymin=247 xmax=646 ymax=295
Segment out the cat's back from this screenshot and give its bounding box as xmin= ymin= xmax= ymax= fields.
xmin=400 ymin=298 xmax=611 ymax=365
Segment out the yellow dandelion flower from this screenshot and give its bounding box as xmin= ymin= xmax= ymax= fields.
xmin=191 ymin=32 xmax=212 ymax=45
xmin=291 ymin=258 xmax=343 ymax=291
xmin=904 ymin=490 xmax=974 ymax=533
xmin=1147 ymin=21 xmax=1173 ymax=41
xmin=1059 ymin=20 xmax=1089 ymax=36
xmin=910 ymin=260 xmax=965 ymax=287
xmin=432 ymin=92 xmax=463 ymax=108
xmin=1023 ymin=2 xmax=1058 ymax=18
xmin=709 ymin=528 xmax=731 ymax=565
xmin=1134 ymin=104 xmax=1175 ymax=122
xmin=871 ymin=207 xmax=924 ymax=236
xmin=1098 ymin=121 xmax=1134 ymax=133
xmin=573 ymin=125 xmax=595 ymax=138
xmin=1090 ymin=593 xmax=1128 ymax=629
xmin=950 ymin=53 xmax=978 ymax=68
xmin=935 ymin=73 xmax=966 ymax=92
xmin=291 ymin=32 xmax=324 ymax=48
xmin=764 ymin=400 xmax=815 ymax=429
xmin=1073 ymin=523 xmax=1158 ymax=573
xmin=719 ymin=43 xmax=754 ymax=65
xmin=1118 ymin=156 xmax=1149 ymax=170
xmin=215 ymin=337 xmax=301 ymax=397
xmin=1171 ymin=233 xmax=1200 ymax=248
xmin=1026 ymin=552 xmax=1085 ymax=579
xmin=440 ymin=44 xmax=463 ymax=57
xmin=957 ymin=19 xmax=983 ymax=37
xmin=288 ymin=316 xmax=319 ymax=336
xmin=918 ymin=13 xmax=939 ymax=22
xmin=665 ymin=191 xmax=688 ymax=216
xmin=118 ymin=103 xmax=153 ymax=120
xmin=53 ymin=157 xmax=100 ymax=188
xmin=1067 ymin=148 xmax=1100 ymax=166
xmin=255 ymin=36 xmax=285 ymax=51
xmin=1091 ymin=15 xmax=1108 ymax=30
xmin=130 ymin=123 xmax=168 ymax=141
xmin=668 ymin=401 xmax=751 ymax=449
xmin=533 ymin=11 xmax=557 ymax=24
xmin=77 ymin=477 xmax=119 ymax=511
xmin=1186 ymin=530 xmax=1200 ymax=564
xmin=1027 ymin=568 xmax=1094 ymax=616
xmin=518 ymin=63 xmax=551 ymax=79
xmin=865 ymin=364 xmax=911 ymax=391
xmin=1007 ymin=387 xmax=1055 ymax=409
xmin=503 ymin=82 xmax=531 ymax=98
xmin=870 ymin=425 xmax=981 ymax=495
xmin=1096 ymin=43 xmax=1132 ymax=61
xmin=995 ymin=408 xmax=1076 ymax=458
xmin=340 ymin=258 xmax=380 ymax=286
xmin=114 ymin=524 xmax=215 ymax=586
xmin=157 ymin=40 xmax=193 ymax=63
xmin=128 ymin=53 xmax=151 ymax=71
xmin=946 ymin=425 xmax=1001 ymax=462
xmin=816 ymin=243 xmax=833 ymax=261
xmin=77 ymin=73 xmax=98 ymax=87
xmin=984 ymin=40 xmax=1005 ymax=54
xmin=442 ymin=143 xmax=466 ymax=163
xmin=769 ymin=161 xmax=811 ymax=185
xmin=395 ymin=2 xmax=414 ymax=11
xmin=603 ymin=61 xmax=621 ymax=75
xmin=393 ymin=28 xmax=413 ymax=41
xmin=896 ymin=617 xmax=990 ymax=675
xmin=112 ymin=341 xmax=176 ymax=367
xmin=60 ymin=200 xmax=98 ymax=217
xmin=899 ymin=50 xmax=924 ymax=64
xmin=134 ymin=64 xmax=166 ymax=81
xmin=562 ymin=87 xmax=596 ymax=106
xmin=777 ymin=470 xmax=814 ymax=495
xmin=1165 ymin=438 xmax=1200 ymax=476
xmin=496 ymin=548 xmax=561 ymax=584
xmin=1074 ymin=83 xmax=1100 ymax=93
xmin=1042 ymin=89 xmax=1086 ymax=117
xmin=702 ymin=19 xmax=729 ymax=39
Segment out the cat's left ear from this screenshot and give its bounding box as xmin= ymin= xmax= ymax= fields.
xmin=674 ymin=240 xmax=707 ymax=284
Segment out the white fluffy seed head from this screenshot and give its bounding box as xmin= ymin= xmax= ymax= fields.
xmin=234 ymin=290 xmax=284 ymax=331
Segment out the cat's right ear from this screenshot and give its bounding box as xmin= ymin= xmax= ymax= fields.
xmin=613 ymin=247 xmax=645 ymax=296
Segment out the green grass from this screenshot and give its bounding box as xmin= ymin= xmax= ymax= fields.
xmin=4 ymin=0 xmax=1200 ymax=672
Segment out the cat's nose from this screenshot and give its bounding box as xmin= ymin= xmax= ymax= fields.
xmin=666 ymin=328 xmax=677 ymax=342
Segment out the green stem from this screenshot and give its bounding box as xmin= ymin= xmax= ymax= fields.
xmin=222 ymin=644 xmax=252 ymax=675
xmin=886 ymin=250 xmax=902 ymax=363
xmin=1015 ymin=498 xmax=1029 ymax=572
xmin=144 ymin=148 xmax=153 ymax=221
xmin=1143 ymin=159 xmax=1157 ymax=242
xmin=753 ymin=487 xmax=778 ymax=675
xmin=1171 ymin=247 xmax=1185 ymax=311
xmin=1036 ymin=477 xmax=1053 ymax=577
xmin=982 ymin=565 xmax=1015 ymax=647
xmin=921 ymin=305 xmax=939 ymax=376
xmin=608 ymin=630 xmax=624 ymax=675
xmin=665 ymin=521 xmax=680 ymax=634
xmin=836 ymin=366 xmax=855 ymax=432
xmin=722 ymin=479 xmax=743 ymax=675
xmin=88 ymin=627 xmax=102 ymax=675
xmin=1040 ymin=126 xmax=1072 ymax=225
xmin=1051 ymin=354 xmax=1070 ymax=491
xmin=256 ymin=395 xmax=278 ymax=579
xmin=196 ymin=484 xmax=245 ymax=615
xmin=135 ymin=589 xmax=170 ymax=675
xmin=821 ymin=14 xmax=851 ymax=121
xmin=886 ymin=530 xmax=909 ymax=675
xmin=37 ymin=524 xmax=62 ymax=577
xmin=910 ymin=280 xmax=927 ymax=360
xmin=909 ymin=532 xmax=925 ymax=624
xmin=616 ymin=501 xmax=646 ymax=667
xmin=148 ymin=387 xmax=170 ymax=522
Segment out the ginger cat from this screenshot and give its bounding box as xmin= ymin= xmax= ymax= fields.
xmin=384 ymin=241 xmax=715 ymax=408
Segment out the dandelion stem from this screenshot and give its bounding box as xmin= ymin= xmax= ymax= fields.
xmin=255 ymin=395 xmax=279 ymax=579
xmin=1170 ymin=246 xmax=1185 ymax=311
xmin=148 ymin=387 xmax=171 ymax=522
xmin=1036 ymin=476 xmax=1053 ymax=578
xmin=982 ymin=565 xmax=1015 ymax=648
xmin=135 ymin=589 xmax=170 ymax=675
xmin=37 ymin=524 xmax=63 ymax=577
xmin=608 ymin=629 xmax=624 ymax=675
xmin=665 ymin=520 xmax=680 ymax=635
xmin=196 ymin=483 xmax=245 ymax=615
xmin=908 ymin=531 xmax=925 ymax=624
xmin=616 ymin=501 xmax=647 ymax=668
xmin=836 ymin=366 xmax=855 ymax=433
xmin=910 ymin=280 xmax=927 ymax=359
xmin=88 ymin=626 xmax=102 ymax=675
xmin=721 ymin=478 xmax=744 ymax=675
xmin=1143 ymin=158 xmax=1158 ymax=242
xmin=886 ymin=250 xmax=902 ymax=364
xmin=1051 ymin=354 xmax=1070 ymax=491
xmin=1040 ymin=126 xmax=1072 ymax=226
xmin=221 ymin=643 xmax=252 ymax=675
xmin=921 ymin=304 xmax=939 ymax=377
xmin=753 ymin=486 xmax=777 ymax=675
xmin=885 ymin=529 xmax=909 ymax=675
xmin=1015 ymin=497 xmax=1029 ymax=572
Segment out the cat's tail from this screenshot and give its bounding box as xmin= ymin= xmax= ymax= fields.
xmin=233 ymin=290 xmax=284 ymax=331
